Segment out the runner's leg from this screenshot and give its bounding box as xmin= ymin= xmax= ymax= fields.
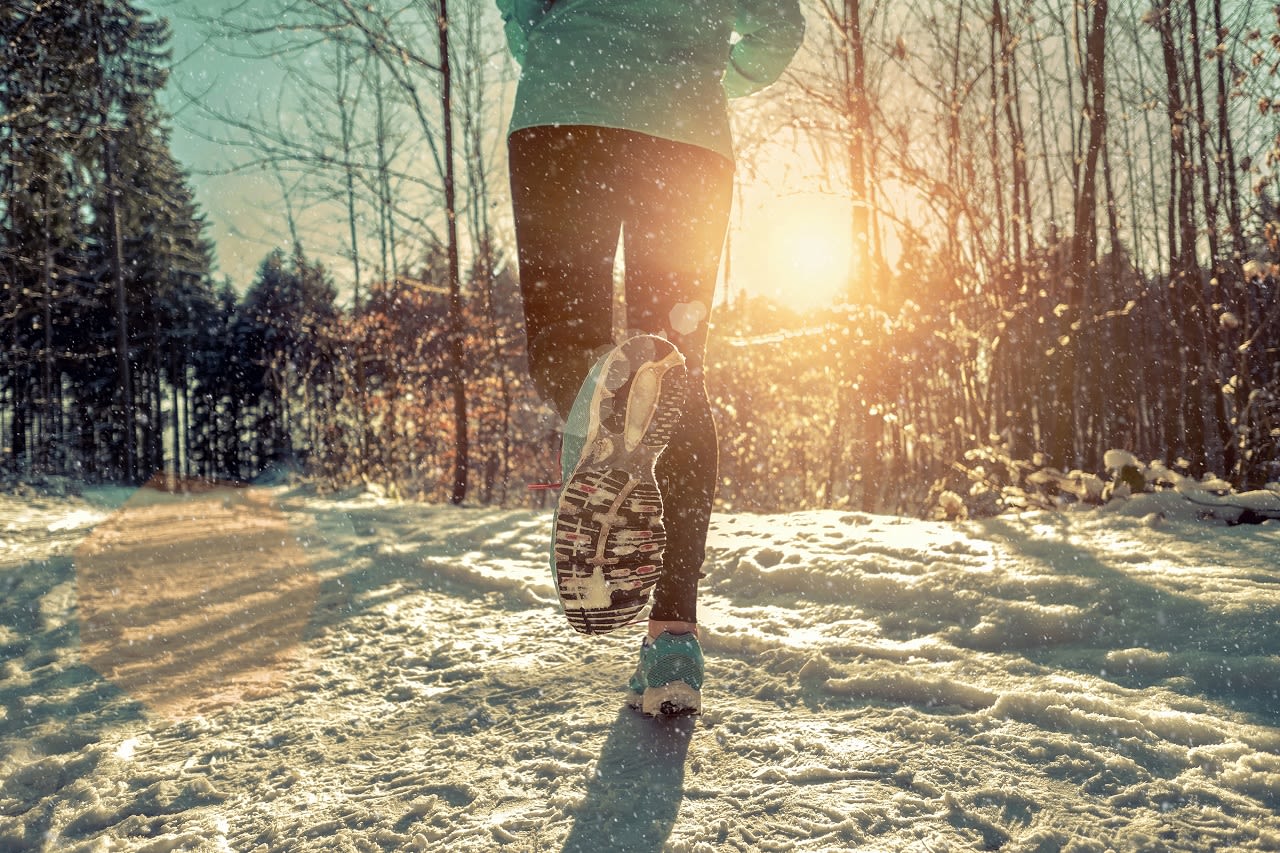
xmin=511 ymin=125 xmax=732 ymax=627
xmin=617 ymin=133 xmax=734 ymax=625
xmin=508 ymin=125 xmax=622 ymax=419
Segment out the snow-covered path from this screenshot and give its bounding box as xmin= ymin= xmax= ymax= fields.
xmin=1 ymin=483 xmax=1278 ymax=851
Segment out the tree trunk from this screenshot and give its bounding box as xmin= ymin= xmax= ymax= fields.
xmin=988 ymin=0 xmax=1007 ymax=265
xmin=40 ymin=199 xmax=55 ymax=474
xmin=944 ymin=0 xmax=966 ymax=286
xmin=1212 ymin=0 xmax=1244 ymax=262
xmin=1056 ymin=0 xmax=1108 ymax=469
xmin=843 ymin=0 xmax=873 ymax=302
xmin=1187 ymin=0 xmax=1232 ymax=473
xmin=105 ymin=136 xmax=135 ymax=483
xmin=995 ymin=0 xmax=1027 ymax=275
xmin=439 ymin=0 xmax=469 ymax=505
xmin=1155 ymin=1 xmax=1207 ymax=472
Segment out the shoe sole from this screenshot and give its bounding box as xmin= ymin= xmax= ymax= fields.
xmin=629 ymin=681 xmax=702 ymax=717
xmin=554 ymin=336 xmax=687 ymax=635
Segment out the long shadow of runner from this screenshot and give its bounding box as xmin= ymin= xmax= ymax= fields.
xmin=561 ymin=707 xmax=695 ymax=853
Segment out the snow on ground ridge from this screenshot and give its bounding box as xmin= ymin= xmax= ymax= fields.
xmin=0 ymin=483 xmax=1278 ymax=850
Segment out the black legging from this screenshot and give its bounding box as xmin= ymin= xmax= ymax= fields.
xmin=508 ymin=125 xmax=733 ymax=623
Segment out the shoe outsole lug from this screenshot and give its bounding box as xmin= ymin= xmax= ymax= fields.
xmin=554 ymin=336 xmax=688 ymax=636
xmin=633 ymin=680 xmax=701 ymax=717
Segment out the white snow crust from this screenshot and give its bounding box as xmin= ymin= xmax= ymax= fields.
xmin=1 ymin=483 xmax=1278 ymax=851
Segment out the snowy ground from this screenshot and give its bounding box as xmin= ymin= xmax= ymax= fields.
xmin=1 ymin=480 xmax=1279 ymax=852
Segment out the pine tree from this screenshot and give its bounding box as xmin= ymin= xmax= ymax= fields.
xmin=233 ymin=248 xmax=338 ymax=478
xmin=2 ymin=0 xmax=216 ymax=482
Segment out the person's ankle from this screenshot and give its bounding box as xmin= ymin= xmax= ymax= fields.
xmin=648 ymin=620 xmax=697 ymax=641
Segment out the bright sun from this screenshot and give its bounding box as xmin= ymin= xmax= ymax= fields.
xmin=734 ymin=192 xmax=853 ymax=313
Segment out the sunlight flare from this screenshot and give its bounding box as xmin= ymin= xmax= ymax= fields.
xmin=743 ymin=193 xmax=853 ymax=312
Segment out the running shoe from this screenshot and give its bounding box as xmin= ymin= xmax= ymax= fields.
xmin=628 ymin=631 xmax=704 ymax=716
xmin=552 ymin=334 xmax=687 ymax=635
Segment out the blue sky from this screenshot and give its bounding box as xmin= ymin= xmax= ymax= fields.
xmin=145 ymin=0 xmax=307 ymax=289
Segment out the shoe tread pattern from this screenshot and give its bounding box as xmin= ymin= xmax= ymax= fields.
xmin=555 ymin=337 xmax=687 ymax=635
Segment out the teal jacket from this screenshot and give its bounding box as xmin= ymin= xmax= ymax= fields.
xmin=496 ymin=0 xmax=805 ymax=162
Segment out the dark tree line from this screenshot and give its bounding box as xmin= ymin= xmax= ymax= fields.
xmin=2 ymin=0 xmax=213 ymax=483
xmin=2 ymin=3 xmax=343 ymax=487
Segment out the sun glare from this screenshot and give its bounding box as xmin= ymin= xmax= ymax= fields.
xmin=736 ymin=193 xmax=853 ymax=313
